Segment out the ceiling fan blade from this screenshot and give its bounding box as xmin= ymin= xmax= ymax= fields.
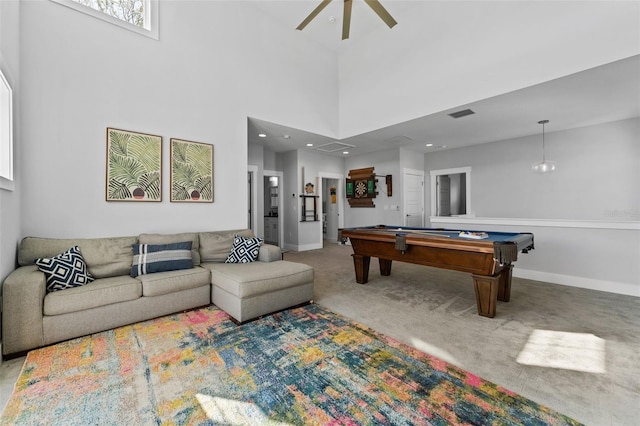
xmin=364 ymin=0 xmax=397 ymax=29
xmin=342 ymin=0 xmax=353 ymax=40
xmin=296 ymin=0 xmax=333 ymax=31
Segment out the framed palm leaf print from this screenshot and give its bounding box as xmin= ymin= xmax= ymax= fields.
xmin=106 ymin=128 xmax=162 ymax=202
xmin=170 ymin=138 xmax=213 ymax=203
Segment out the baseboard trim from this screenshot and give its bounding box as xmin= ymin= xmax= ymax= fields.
xmin=281 ymin=243 xmax=323 ymax=252
xmin=514 ymin=268 xmax=640 ymax=297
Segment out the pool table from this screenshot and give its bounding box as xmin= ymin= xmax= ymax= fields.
xmin=338 ymin=225 xmax=534 ymax=318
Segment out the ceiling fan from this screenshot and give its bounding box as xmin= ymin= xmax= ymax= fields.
xmin=296 ymin=0 xmax=398 ymax=40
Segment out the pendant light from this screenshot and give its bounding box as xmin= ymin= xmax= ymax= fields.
xmin=532 ymin=119 xmax=556 ymax=174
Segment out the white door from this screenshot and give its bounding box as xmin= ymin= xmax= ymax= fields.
xmin=403 ymin=171 xmax=424 ymax=227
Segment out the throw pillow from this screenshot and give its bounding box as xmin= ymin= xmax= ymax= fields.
xmin=131 ymin=241 xmax=193 ymax=277
xmin=35 ymin=246 xmax=95 ymax=293
xmin=225 ymin=234 xmax=263 ymax=263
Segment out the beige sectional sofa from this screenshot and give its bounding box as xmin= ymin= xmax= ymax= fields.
xmin=1 ymin=229 xmax=314 ymax=357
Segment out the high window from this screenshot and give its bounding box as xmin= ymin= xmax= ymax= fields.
xmin=51 ymin=0 xmax=158 ymax=39
xmin=0 ymin=68 xmax=13 ymax=191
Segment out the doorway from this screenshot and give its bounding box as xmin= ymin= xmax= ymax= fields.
xmin=322 ymin=178 xmax=340 ymax=242
xmin=318 ymin=172 xmax=344 ymax=245
xmin=263 ymin=170 xmax=283 ymax=247
xmin=403 ymin=169 xmax=424 ymax=227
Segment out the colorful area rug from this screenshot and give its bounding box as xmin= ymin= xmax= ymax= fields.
xmin=2 ymin=304 xmax=580 ymax=425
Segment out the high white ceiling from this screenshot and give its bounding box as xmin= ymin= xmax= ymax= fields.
xmin=249 ymin=54 xmax=640 ymax=157
xmin=247 ymin=1 xmax=639 ymax=157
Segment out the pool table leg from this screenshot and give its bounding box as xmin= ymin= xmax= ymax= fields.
xmin=471 ymin=274 xmax=499 ymax=318
xmin=497 ymin=265 xmax=513 ymax=302
xmin=352 ymin=254 xmax=370 ymax=284
xmin=379 ymin=258 xmax=392 ymax=276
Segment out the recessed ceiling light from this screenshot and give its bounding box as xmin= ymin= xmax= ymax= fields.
xmin=426 ymin=143 xmax=433 ymax=147
xmin=306 ymin=143 xmax=313 ymax=147
xmin=258 ymin=133 xmax=266 ymax=138
xmin=343 ymin=151 xmax=349 ymax=155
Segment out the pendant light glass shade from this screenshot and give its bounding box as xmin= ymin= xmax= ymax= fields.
xmin=532 ymin=119 xmax=556 ymax=174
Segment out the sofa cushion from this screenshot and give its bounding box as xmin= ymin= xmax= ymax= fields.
xmin=199 ymin=229 xmax=255 ymax=262
xmin=258 ymin=244 xmax=282 ymax=263
xmin=35 ymin=246 xmax=95 ymax=293
xmin=139 ymin=232 xmax=201 ymax=266
xmin=19 ymin=236 xmax=137 ymax=279
xmin=44 ymin=275 xmax=141 ymax=316
xmin=136 ymin=267 xmax=211 ymax=297
xmin=225 ymin=235 xmax=263 ymax=264
xmin=131 ymin=241 xmax=193 ymax=277
xmin=204 ymin=261 xmax=314 ymax=298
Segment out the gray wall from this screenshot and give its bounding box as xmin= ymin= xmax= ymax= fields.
xmin=426 ymin=118 xmax=640 ymax=296
xmin=424 ymin=118 xmax=639 ymax=221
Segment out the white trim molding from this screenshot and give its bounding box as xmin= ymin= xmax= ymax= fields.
xmin=430 ymin=215 xmax=640 ymax=297
xmin=429 ymin=166 xmax=471 ymax=217
xmin=430 ymin=216 xmax=640 ymax=231
xmin=50 ymin=0 xmax=159 ymax=40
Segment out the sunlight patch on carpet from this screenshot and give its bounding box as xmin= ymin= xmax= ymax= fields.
xmin=196 ymin=394 xmax=291 ymax=425
xmin=517 ymin=330 xmax=606 ymax=374
xmin=410 ymin=337 xmax=461 ymax=366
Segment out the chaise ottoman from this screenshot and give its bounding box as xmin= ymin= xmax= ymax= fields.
xmin=203 ymin=260 xmax=314 ymax=324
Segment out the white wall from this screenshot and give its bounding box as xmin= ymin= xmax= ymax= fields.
xmin=427 ymin=118 xmax=640 ymax=296
xmin=338 ymin=1 xmax=640 ymax=137
xmin=281 ymin=150 xmax=298 ymax=249
xmin=18 ymin=0 xmax=338 ymax=238
xmin=296 ymin=150 xmax=344 ymax=250
xmin=344 ymin=148 xmax=403 ymax=227
xmin=425 ymin=118 xmax=640 ymax=220
xmin=0 ymin=0 xmax=21 ymax=355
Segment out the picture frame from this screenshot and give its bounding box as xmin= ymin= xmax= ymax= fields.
xmin=170 ymin=138 xmax=213 ymax=203
xmin=106 ymin=128 xmax=162 ymax=202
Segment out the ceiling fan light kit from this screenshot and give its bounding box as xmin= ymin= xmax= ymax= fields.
xmin=296 ymin=0 xmax=397 ymax=40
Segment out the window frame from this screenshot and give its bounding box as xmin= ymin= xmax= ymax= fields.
xmin=429 ymin=166 xmax=472 ymax=217
xmin=50 ymin=0 xmax=159 ymax=40
xmin=0 ymin=67 xmax=14 ymax=191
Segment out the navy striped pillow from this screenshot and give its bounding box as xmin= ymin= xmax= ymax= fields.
xmin=131 ymin=241 xmax=193 ymax=277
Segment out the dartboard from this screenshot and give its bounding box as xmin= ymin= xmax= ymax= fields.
xmin=355 ymin=180 xmax=367 ymax=198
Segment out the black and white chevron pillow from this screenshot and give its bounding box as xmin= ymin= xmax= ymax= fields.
xmin=225 ymin=235 xmax=263 ymax=263
xmin=35 ymin=246 xmax=95 ymax=293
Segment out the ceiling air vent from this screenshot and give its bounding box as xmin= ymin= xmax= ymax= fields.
xmin=314 ymin=141 xmax=356 ymax=152
xmin=448 ymin=109 xmax=475 ymax=119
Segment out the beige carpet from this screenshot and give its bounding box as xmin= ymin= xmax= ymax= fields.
xmin=285 ymin=242 xmax=640 ymax=426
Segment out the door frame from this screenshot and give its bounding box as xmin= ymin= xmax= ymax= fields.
xmin=318 ymin=171 xmax=345 ymax=245
xmin=247 ymin=165 xmax=259 ymax=234
xmin=402 ymin=168 xmax=425 ymax=227
xmin=264 ymin=169 xmax=284 ymax=247
xmin=429 ymin=166 xmax=472 ymax=217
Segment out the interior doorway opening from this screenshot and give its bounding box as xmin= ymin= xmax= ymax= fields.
xmin=322 ymin=177 xmax=340 ymax=243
